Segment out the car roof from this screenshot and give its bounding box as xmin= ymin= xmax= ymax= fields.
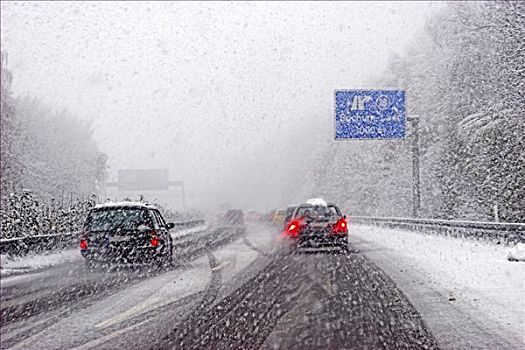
xmin=92 ymin=201 xmax=157 ymax=210
xmin=305 ymin=198 xmax=328 ymax=206
xmin=296 ymin=202 xmax=338 ymax=208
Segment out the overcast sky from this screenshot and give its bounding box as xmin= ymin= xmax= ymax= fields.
xmin=1 ymin=1 xmax=443 ymax=210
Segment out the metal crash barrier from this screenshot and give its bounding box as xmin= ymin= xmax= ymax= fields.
xmin=350 ymin=216 xmax=525 ymax=245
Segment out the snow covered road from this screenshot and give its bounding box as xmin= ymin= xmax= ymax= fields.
xmin=351 ymin=224 xmax=525 ymax=349
xmin=0 ymin=224 xmax=268 ymax=348
xmin=2 ymin=223 xmax=522 ymax=349
xmin=0 ymin=249 xmax=82 ymax=277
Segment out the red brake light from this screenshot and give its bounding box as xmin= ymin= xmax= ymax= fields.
xmin=149 ymin=230 xmax=159 ymax=247
xmin=79 ymin=239 xmax=88 ymax=250
xmin=283 ymin=219 xmax=302 ymax=237
xmin=333 ymin=218 xmax=348 ymax=234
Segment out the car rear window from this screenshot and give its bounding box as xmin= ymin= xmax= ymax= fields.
xmin=294 ymin=205 xmax=341 ymax=219
xmin=84 ymin=208 xmax=152 ymax=232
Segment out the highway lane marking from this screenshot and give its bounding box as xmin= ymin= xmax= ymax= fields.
xmin=0 ymin=307 xmax=73 ymax=345
xmin=95 ymin=290 xmax=197 ymax=330
xmin=0 ymin=270 xmax=48 ymax=287
xmin=70 ymin=319 xmax=152 ymax=350
xmin=304 ymin=256 xmax=334 ymax=297
xmin=242 ymin=236 xmax=274 ymax=256
xmin=7 ymin=318 xmax=151 ymax=350
xmin=211 ymin=260 xmax=231 ymax=272
xmin=96 ymin=260 xmax=219 ymax=330
xmin=322 ymin=278 xmax=334 ymax=297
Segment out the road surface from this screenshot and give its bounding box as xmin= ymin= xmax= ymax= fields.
xmin=1 ymin=223 xmax=522 ymax=349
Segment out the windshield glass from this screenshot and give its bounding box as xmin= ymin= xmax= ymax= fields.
xmin=85 ymin=208 xmax=151 ymax=231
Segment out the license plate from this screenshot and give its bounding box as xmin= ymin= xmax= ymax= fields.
xmin=110 ymin=235 xmax=131 ymax=243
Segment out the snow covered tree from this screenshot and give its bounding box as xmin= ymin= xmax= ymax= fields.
xmin=306 ymin=2 xmax=524 ymax=222
xmin=1 ymin=51 xmax=23 ymax=195
xmin=1 ymin=51 xmax=108 ymax=238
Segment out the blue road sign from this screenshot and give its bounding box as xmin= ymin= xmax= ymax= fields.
xmin=335 ymin=90 xmax=406 ymax=139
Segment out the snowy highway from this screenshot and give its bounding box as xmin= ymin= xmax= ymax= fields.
xmin=2 ymin=223 xmax=522 ymax=350
xmin=2 ymin=2 xmax=524 ymax=349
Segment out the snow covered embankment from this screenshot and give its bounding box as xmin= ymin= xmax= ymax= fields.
xmin=1 ymin=249 xmax=81 ymax=277
xmin=351 ymin=224 xmax=525 ymax=349
xmin=171 ymin=223 xmax=209 ymax=239
xmin=507 ymin=243 xmax=525 ymax=262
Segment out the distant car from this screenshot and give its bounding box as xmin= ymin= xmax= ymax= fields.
xmin=245 ymin=210 xmax=262 ymax=222
xmin=79 ymin=202 xmax=175 ymax=268
xmin=272 ymin=209 xmax=286 ymax=226
xmin=282 ymin=199 xmax=348 ymax=252
xmin=218 ymin=209 xmax=245 ymax=226
xmin=266 ymin=210 xmax=277 ymax=223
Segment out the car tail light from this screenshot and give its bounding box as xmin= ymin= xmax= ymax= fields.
xmin=79 ymin=231 xmax=88 ymax=250
xmin=282 ymin=219 xmax=302 ymax=237
xmin=149 ymin=230 xmax=159 ymax=247
xmin=333 ymin=218 xmax=348 ymax=234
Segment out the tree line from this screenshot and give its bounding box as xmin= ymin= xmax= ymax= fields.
xmin=1 ymin=51 xmax=108 ymax=237
xmin=307 ymin=2 xmax=524 ymax=222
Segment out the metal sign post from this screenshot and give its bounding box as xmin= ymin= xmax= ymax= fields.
xmin=407 ymin=116 xmax=420 ymax=218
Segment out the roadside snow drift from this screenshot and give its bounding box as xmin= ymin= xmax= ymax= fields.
xmin=507 ymin=243 xmax=525 ymax=262
xmin=1 ymin=249 xmax=81 ymax=276
xmin=351 ymin=224 xmax=525 ymax=348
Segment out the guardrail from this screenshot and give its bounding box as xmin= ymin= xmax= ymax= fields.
xmin=350 ymin=216 xmax=525 ymax=245
xmin=0 ymin=220 xmax=206 ymax=256
xmin=172 ymin=219 xmax=205 ymax=228
xmin=0 ymin=232 xmax=77 ymax=256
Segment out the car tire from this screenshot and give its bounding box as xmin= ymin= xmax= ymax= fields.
xmin=167 ymin=237 xmax=173 ymax=265
xmin=157 ymin=238 xmax=173 ymax=270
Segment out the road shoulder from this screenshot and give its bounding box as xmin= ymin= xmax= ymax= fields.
xmin=351 ymin=225 xmax=524 ymax=349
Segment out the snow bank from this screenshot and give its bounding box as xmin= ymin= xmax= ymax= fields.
xmin=507 ymin=243 xmax=525 ymax=262
xmin=1 ymin=249 xmax=81 ymax=277
xmin=351 ymin=224 xmax=525 ymax=345
xmin=171 ymin=223 xmax=209 ymax=239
